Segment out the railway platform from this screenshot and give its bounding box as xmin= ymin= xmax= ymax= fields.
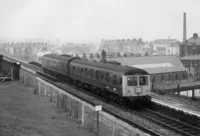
xmin=151 ymin=93 xmax=200 ymax=118
xmin=0 ymin=81 xmax=95 ymax=136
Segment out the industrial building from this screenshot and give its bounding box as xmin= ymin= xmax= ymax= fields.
xmin=107 ymin=56 xmax=187 ymax=90
xmin=179 ymin=12 xmax=200 ymax=81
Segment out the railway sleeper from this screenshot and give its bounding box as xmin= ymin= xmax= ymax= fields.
xmin=144 ymin=114 xmax=158 ymax=118
xmin=175 ymin=125 xmax=186 ymax=130
xmin=182 ymin=128 xmax=192 ymax=132
xmin=162 ymin=120 xmax=174 ymax=124
xmin=189 ymin=131 xmax=200 ymax=135
xmin=156 ymin=118 xmax=169 ymax=123
xmin=169 ymin=123 xmax=180 ymax=127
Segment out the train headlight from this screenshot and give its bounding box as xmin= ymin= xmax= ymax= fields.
xmin=16 ymin=62 xmax=20 ymax=65
xmin=146 ymin=89 xmax=149 ymax=92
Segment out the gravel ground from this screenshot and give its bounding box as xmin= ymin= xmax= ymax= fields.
xmin=0 ymin=81 xmax=95 ymax=136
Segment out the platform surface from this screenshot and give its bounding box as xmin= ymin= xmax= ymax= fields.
xmin=0 ymin=81 xmax=95 ymax=136
xmin=151 ymin=93 xmax=200 ymax=117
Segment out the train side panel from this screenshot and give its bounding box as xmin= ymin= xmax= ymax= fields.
xmin=41 ymin=56 xmax=70 ymax=77
xmin=68 ymin=61 xmax=123 ymax=96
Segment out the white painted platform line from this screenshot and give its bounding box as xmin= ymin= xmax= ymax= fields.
xmin=21 ymin=66 xmax=36 ymax=74
xmin=35 ymin=77 xmax=102 ymax=111
xmin=152 ymin=98 xmax=200 ymax=118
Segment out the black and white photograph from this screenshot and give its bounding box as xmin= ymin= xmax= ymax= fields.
xmin=0 ymin=0 xmax=200 ymax=136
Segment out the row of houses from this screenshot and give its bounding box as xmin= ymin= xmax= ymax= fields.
xmin=0 ymin=42 xmax=52 ymax=62
xmin=100 ymin=38 xmax=180 ymax=56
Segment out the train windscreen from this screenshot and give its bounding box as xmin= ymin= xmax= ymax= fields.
xmin=127 ymin=75 xmax=148 ymax=86
xmin=139 ymin=76 xmax=148 ymax=86
xmin=127 ymin=77 xmax=137 ymax=86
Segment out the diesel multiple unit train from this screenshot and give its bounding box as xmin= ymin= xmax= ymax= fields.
xmin=40 ymin=54 xmax=151 ymax=106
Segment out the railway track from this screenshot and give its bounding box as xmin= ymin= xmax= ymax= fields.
xmin=36 ymin=70 xmax=58 ymax=82
xmin=133 ymin=108 xmax=200 ymax=136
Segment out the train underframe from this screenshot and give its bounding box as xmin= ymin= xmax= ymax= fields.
xmin=42 ymin=67 xmax=152 ymax=108
xmin=79 ymin=81 xmax=151 ymax=108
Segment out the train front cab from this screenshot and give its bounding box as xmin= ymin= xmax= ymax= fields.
xmin=122 ymin=74 xmax=151 ymax=102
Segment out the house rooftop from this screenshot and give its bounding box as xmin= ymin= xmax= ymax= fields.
xmin=154 ymin=39 xmax=179 ymax=45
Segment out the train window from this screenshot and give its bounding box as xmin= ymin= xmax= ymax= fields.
xmin=84 ymin=68 xmax=88 ymax=76
xmin=127 ymin=77 xmax=137 ymax=86
xmin=105 ymin=73 xmax=110 ymax=83
xmin=95 ymin=71 xmax=100 ymax=80
xmin=112 ymin=75 xmax=117 ymax=85
xmin=90 ymin=69 xmax=93 ymax=78
xmin=119 ymin=77 xmax=122 ymax=85
xmin=81 ymin=68 xmax=83 ymax=72
xmin=73 ymin=66 xmax=75 ymax=72
xmin=100 ymin=72 xmax=104 ymax=81
xmin=139 ymin=76 xmax=148 ymax=86
xmin=76 ymin=66 xmax=79 ymax=72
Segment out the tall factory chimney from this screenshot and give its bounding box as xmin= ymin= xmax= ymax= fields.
xmin=183 ymin=12 xmax=187 ymax=42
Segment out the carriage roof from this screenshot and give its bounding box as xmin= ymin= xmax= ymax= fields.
xmin=42 ymin=54 xmax=148 ymax=75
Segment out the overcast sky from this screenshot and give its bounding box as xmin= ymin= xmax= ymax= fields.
xmin=0 ymin=0 xmax=200 ymax=42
